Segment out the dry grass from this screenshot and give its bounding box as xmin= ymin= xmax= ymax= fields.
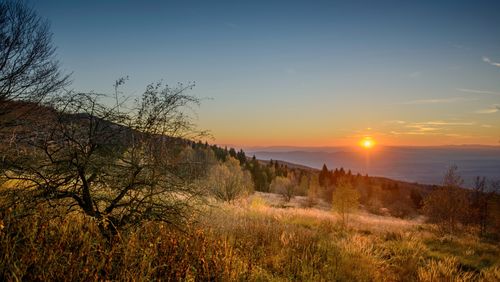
xmin=1 ymin=192 xmax=499 ymax=281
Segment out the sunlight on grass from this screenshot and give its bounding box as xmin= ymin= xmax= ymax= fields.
xmin=1 ymin=193 xmax=499 ymax=281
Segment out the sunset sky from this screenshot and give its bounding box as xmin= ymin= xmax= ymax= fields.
xmin=33 ymin=0 xmax=500 ymax=147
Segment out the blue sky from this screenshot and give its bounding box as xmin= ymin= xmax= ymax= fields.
xmin=32 ymin=0 xmax=500 ymax=146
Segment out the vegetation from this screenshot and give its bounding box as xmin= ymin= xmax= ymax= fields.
xmin=1 ymin=82 xmax=208 ymax=239
xmin=271 ymin=175 xmax=296 ymax=202
xmin=423 ymin=166 xmax=471 ymax=233
xmin=306 ymin=175 xmax=320 ymax=208
xmin=423 ymin=166 xmax=500 ymax=236
xmin=1 ymin=1 xmax=499 ymax=281
xmin=1 ymin=194 xmax=499 ymax=281
xmin=0 ymin=0 xmax=69 ymax=122
xmin=332 ymin=178 xmax=360 ymax=228
xmin=206 ymin=156 xmax=253 ymax=203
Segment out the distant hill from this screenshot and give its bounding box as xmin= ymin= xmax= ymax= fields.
xmin=247 ymin=146 xmax=500 ymax=187
xmin=257 ymin=159 xmax=316 ymax=171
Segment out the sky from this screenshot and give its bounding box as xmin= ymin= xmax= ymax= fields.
xmin=31 ymin=0 xmax=500 ymax=147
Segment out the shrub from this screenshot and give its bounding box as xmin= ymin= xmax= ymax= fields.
xmin=206 ymin=157 xmax=253 ymax=203
xmin=271 ymin=176 xmax=296 ymax=202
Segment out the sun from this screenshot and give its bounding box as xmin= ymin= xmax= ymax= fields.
xmin=360 ymin=137 xmax=375 ymax=149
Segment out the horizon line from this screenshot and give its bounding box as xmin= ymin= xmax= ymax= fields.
xmin=213 ymin=143 xmax=500 ymax=150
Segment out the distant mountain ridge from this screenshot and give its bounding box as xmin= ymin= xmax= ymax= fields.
xmin=247 ymin=146 xmax=500 ymax=187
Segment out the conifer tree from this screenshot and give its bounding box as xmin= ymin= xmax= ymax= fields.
xmin=319 ymin=164 xmax=330 ymax=187
xmin=229 ymin=147 xmax=237 ymax=159
xmin=236 ymin=149 xmax=247 ymax=165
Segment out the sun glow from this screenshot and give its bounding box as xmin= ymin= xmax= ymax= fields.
xmin=360 ymin=137 xmax=375 ymax=149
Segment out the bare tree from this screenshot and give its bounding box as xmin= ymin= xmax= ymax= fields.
xmin=469 ymin=177 xmax=499 ymax=237
xmin=0 ymin=0 xmax=69 ymax=121
xmin=1 ymin=81 xmax=206 ymax=239
xmin=423 ymin=166 xmax=470 ymax=233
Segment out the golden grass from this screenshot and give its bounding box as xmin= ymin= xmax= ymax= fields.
xmin=1 ymin=193 xmax=499 ymax=281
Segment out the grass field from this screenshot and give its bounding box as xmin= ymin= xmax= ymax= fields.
xmin=1 ymin=192 xmax=499 ymax=281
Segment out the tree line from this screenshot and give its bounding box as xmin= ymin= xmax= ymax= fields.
xmin=1 ymin=0 xmax=499 ymax=242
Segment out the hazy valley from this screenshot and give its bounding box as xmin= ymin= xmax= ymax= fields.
xmin=248 ymin=146 xmax=500 ymax=187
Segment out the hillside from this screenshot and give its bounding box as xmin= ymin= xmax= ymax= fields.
xmin=2 ymin=193 xmax=499 ymax=281
xmin=2 ymin=104 xmax=500 ymax=281
xmin=2 ymin=1 xmax=500 ymax=280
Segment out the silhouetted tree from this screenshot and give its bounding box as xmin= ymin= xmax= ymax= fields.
xmin=228 ymin=147 xmax=237 ymax=159
xmin=236 ymin=149 xmax=246 ymax=165
xmin=1 ymin=81 xmax=206 ymax=239
xmin=423 ymin=166 xmax=470 ymax=233
xmin=410 ymin=188 xmax=424 ymax=209
xmin=469 ymin=177 xmax=499 ymax=237
xmin=319 ymin=164 xmax=330 ymax=187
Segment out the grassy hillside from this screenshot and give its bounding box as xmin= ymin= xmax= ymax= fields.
xmin=1 ymin=103 xmax=499 ymax=281
xmin=1 ymin=193 xmax=499 ymax=281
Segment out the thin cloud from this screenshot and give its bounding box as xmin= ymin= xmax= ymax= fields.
xmin=482 ymin=56 xmax=500 ymax=67
xmin=385 ymin=120 xmax=406 ymax=125
xmin=416 ymin=121 xmax=475 ymax=126
xmin=389 ymin=120 xmax=475 ymax=136
xmin=475 ymin=104 xmax=500 ymax=114
xmin=444 ymin=133 xmax=475 ymax=138
xmin=399 ymin=97 xmax=475 ymax=105
xmin=476 ymin=109 xmax=498 ymax=114
xmin=406 ymin=125 xmax=440 ymax=132
xmin=390 ymin=130 xmax=433 ymax=136
xmin=457 ymin=88 xmax=500 ymax=95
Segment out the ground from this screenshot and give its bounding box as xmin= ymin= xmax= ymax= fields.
xmin=1 ymin=191 xmax=499 ymax=281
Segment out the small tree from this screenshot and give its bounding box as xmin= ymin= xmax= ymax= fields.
xmin=332 ymin=178 xmax=359 ymax=229
xmin=271 ymin=176 xmax=295 ymax=202
xmin=207 ymin=157 xmax=253 ymax=203
xmin=306 ymin=175 xmax=320 ymax=208
xmin=297 ymin=174 xmax=309 ymax=196
xmin=423 ymin=166 xmax=469 ymax=233
xmin=410 ymin=188 xmax=424 ymax=210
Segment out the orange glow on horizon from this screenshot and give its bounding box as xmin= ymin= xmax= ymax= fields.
xmin=208 ymin=132 xmax=499 ymax=148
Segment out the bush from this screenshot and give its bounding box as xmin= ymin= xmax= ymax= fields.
xmin=206 ymin=157 xmax=253 ymax=203
xmin=271 ymin=176 xmax=296 ymax=202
